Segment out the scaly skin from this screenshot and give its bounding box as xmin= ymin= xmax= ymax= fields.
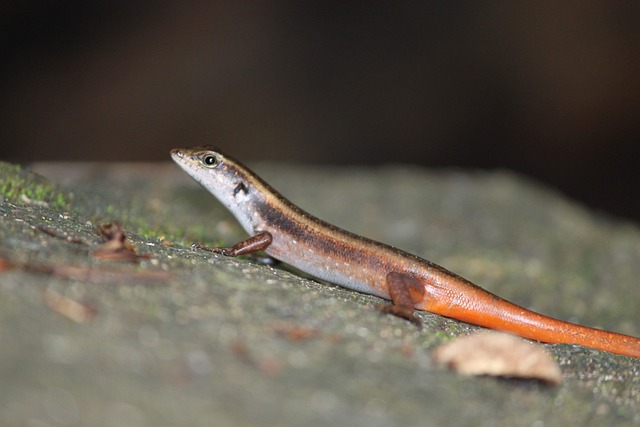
xmin=171 ymin=147 xmax=640 ymax=358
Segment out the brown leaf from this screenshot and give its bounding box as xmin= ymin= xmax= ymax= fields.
xmin=92 ymin=222 xmax=148 ymax=262
xmin=432 ymin=331 xmax=562 ymax=385
xmin=270 ymin=322 xmax=321 ymax=341
xmin=44 ymin=289 xmax=96 ymax=323
xmin=98 ymin=222 xmax=126 ymax=242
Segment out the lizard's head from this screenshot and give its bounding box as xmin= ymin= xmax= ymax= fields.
xmin=171 ymin=146 xmax=268 ymax=233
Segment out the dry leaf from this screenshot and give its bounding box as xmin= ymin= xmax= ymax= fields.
xmin=270 ymin=322 xmax=321 ymax=341
xmin=432 ymin=331 xmax=562 ymax=385
xmin=44 ymin=289 xmax=96 ymax=323
xmin=92 ymin=222 xmax=148 ymax=262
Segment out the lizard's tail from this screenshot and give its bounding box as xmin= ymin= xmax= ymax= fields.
xmin=421 ymin=278 xmax=640 ymax=358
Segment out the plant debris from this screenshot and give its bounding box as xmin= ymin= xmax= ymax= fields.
xmin=432 ymin=331 xmax=563 ymax=385
xmin=270 ymin=322 xmax=322 ymax=341
xmin=0 ymin=255 xmax=172 ymax=284
xmin=36 ymin=225 xmax=85 ymax=244
xmin=44 ymin=289 xmax=96 ymax=323
xmin=92 ymin=222 xmax=150 ymax=262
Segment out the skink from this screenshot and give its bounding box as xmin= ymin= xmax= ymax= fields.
xmin=171 ymin=147 xmax=640 ymax=358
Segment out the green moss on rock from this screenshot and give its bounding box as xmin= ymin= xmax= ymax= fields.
xmin=0 ymin=161 xmax=71 ymax=210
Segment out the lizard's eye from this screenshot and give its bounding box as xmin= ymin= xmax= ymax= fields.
xmin=202 ymin=154 xmax=219 ymax=168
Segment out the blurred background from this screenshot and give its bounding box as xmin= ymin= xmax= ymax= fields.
xmin=1 ymin=2 xmax=639 ymax=221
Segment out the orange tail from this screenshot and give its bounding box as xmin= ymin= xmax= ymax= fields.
xmin=422 ymin=281 xmax=640 ymax=358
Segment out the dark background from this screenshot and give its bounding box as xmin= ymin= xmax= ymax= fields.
xmin=2 ymin=2 xmax=639 ymax=221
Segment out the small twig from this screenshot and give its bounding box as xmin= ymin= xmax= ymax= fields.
xmin=36 ymin=225 xmax=85 ymax=244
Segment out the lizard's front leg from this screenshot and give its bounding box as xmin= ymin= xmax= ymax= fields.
xmin=193 ymin=231 xmax=273 ymax=256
